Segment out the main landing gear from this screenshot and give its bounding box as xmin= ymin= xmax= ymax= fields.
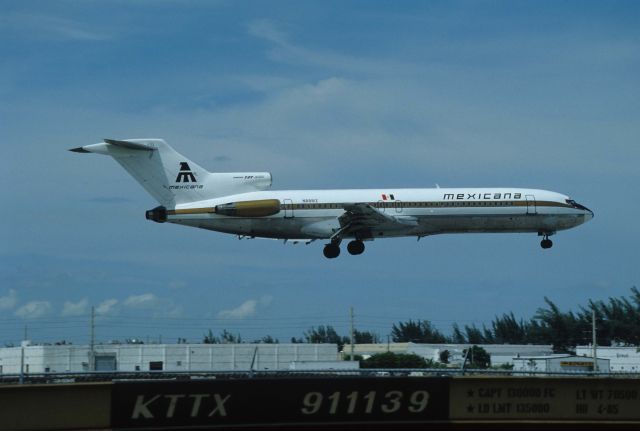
xmin=347 ymin=240 xmax=365 ymax=255
xmin=540 ymin=233 xmax=553 ymax=249
xmin=323 ymin=243 xmax=340 ymax=259
xmin=323 ymin=240 xmax=365 ymax=259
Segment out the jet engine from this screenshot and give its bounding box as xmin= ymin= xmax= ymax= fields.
xmin=145 ymin=206 xmax=167 ymax=223
xmin=215 ymin=199 xmax=281 ymax=217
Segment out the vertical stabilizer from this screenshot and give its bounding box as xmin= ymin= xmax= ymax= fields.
xmin=70 ymin=139 xmax=272 ymax=206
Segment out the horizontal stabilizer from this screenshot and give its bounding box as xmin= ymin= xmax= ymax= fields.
xmin=103 ymin=139 xmax=156 ymax=151
xmin=69 ymin=147 xmax=90 ymax=153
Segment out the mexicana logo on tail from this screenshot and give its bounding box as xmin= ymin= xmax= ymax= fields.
xmin=175 ymin=162 xmax=196 ymax=183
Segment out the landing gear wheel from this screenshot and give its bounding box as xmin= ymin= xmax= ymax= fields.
xmin=541 ymin=238 xmax=553 ymax=249
xmin=323 ymin=244 xmax=341 ymax=259
xmin=347 ymin=240 xmax=365 ymax=255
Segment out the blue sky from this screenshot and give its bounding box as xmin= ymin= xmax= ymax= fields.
xmin=1 ymin=1 xmax=638 ymax=345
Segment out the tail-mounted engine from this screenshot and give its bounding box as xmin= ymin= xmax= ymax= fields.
xmin=145 ymin=206 xmax=167 ymax=223
xmin=215 ymin=199 xmax=280 ymax=217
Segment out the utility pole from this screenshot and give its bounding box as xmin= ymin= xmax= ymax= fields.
xmin=20 ymin=345 xmax=25 ymax=384
xmin=349 ymin=306 xmax=355 ymax=361
xmin=20 ymin=325 xmax=28 ymax=384
xmin=471 ymin=346 xmax=474 ymax=367
xmin=592 ymin=309 xmax=598 ymax=372
xmin=89 ymin=306 xmax=95 ymax=372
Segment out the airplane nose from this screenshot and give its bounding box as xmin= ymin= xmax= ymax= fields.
xmin=584 ymin=208 xmax=594 ymax=221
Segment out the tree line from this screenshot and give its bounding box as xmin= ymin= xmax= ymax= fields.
xmin=202 ymin=287 xmax=640 ymax=353
xmin=446 ymin=286 xmax=640 ymax=352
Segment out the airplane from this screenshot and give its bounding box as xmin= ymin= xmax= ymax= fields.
xmin=70 ymin=139 xmax=594 ymax=259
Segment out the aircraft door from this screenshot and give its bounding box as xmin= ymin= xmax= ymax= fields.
xmin=395 ymin=200 xmax=403 ymax=213
xmin=377 ymin=200 xmax=386 ymax=213
xmin=284 ymin=199 xmax=294 ymax=218
xmin=525 ymin=195 xmax=537 ymax=215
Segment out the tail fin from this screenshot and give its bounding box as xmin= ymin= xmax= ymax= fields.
xmin=70 ymin=139 xmax=272 ymax=206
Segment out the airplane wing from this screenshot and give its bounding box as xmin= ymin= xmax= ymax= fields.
xmin=341 ymin=203 xmax=396 ymax=226
xmin=334 ymin=203 xmax=417 ymax=239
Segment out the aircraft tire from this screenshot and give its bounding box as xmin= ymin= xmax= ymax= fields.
xmin=347 ymin=240 xmax=365 ymax=255
xmin=323 ymin=244 xmax=340 ymax=259
xmin=541 ymin=239 xmax=553 ymax=249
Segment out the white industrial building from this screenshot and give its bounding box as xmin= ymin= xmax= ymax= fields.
xmin=0 ymin=342 xmax=339 ymax=374
xmin=350 ymin=342 xmax=554 ymax=367
xmin=575 ymin=345 xmax=640 ymax=372
xmin=512 ymin=354 xmax=610 ymax=373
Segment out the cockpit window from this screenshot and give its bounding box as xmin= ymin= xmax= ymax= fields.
xmin=566 ymin=199 xmax=590 ymax=212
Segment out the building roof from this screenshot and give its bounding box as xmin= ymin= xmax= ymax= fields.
xmin=349 ymin=342 xmax=553 ymax=356
xmin=513 ymin=354 xmax=610 ymax=362
xmin=513 ymin=354 xmax=573 ymax=360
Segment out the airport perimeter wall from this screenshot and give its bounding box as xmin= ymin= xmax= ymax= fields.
xmin=0 ymin=343 xmax=339 ymax=373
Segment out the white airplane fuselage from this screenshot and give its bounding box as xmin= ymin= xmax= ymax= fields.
xmin=71 ymin=139 xmax=594 ymax=258
xmin=165 ymin=188 xmax=592 ymax=240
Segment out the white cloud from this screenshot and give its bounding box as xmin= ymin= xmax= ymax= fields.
xmin=15 ymin=301 xmax=52 ymax=319
xmin=217 ymin=296 xmax=273 ymax=320
xmin=0 ymin=12 xmax=112 ymax=41
xmin=123 ymin=293 xmax=182 ymax=318
xmin=247 ymin=19 xmax=411 ymax=76
xmin=61 ymin=298 xmax=89 ymax=317
xmin=0 ymin=289 xmax=18 ymax=310
xmin=124 ymin=293 xmax=158 ymax=308
xmin=96 ymin=299 xmax=118 ymax=315
xmin=247 ymin=19 xmax=288 ymax=46
xmin=218 ymin=299 xmax=258 ymax=319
